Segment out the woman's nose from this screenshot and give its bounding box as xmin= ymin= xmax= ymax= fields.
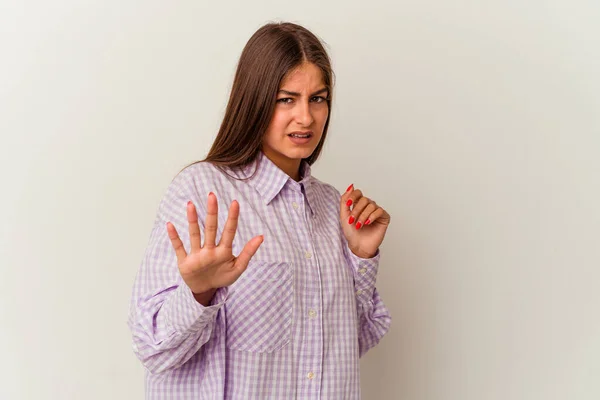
xmin=296 ymin=102 xmax=314 ymax=127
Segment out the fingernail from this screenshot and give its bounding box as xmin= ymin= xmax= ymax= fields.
xmin=356 ymin=222 xmax=362 ymax=230
xmin=365 ymin=219 xmax=371 ymax=225
xmin=346 ymin=199 xmax=353 ymax=207
xmin=187 ymin=201 xmax=192 ymax=206
xmin=209 ymin=192 xmax=214 ymax=196
xmin=348 ymin=215 xmax=355 ymax=224
xmin=346 ymin=184 xmax=354 ymax=192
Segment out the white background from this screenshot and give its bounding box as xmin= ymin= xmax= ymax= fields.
xmin=1 ymin=0 xmax=599 ymax=399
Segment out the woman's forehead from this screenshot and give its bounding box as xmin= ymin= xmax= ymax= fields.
xmin=280 ymin=63 xmax=325 ymax=90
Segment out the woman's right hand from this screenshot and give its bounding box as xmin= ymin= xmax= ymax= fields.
xmin=166 ymin=192 xmax=264 ymax=296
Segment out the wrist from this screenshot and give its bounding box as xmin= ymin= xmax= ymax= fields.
xmin=349 ymin=246 xmax=376 ymax=259
xmin=192 ymin=288 xmax=217 ymax=306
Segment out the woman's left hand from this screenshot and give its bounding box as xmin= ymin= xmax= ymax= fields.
xmin=340 ymin=184 xmax=391 ymax=259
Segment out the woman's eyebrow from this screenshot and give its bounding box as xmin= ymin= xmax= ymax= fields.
xmin=278 ymin=88 xmax=328 ymax=97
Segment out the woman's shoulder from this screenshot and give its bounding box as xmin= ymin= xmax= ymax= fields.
xmin=173 ymin=160 xmax=235 ymax=185
xmin=176 ymin=160 xmax=218 ymax=179
xmin=166 ymin=161 xmax=233 ymax=199
xmin=308 ymin=176 xmax=343 ymax=202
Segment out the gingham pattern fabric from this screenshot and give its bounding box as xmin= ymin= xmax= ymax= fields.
xmin=128 ymin=151 xmax=391 ymax=399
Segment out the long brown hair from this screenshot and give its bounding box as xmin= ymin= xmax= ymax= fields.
xmin=185 ymin=22 xmax=334 ymax=175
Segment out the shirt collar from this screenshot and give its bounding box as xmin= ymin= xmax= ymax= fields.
xmin=240 ymin=151 xmax=316 ymax=216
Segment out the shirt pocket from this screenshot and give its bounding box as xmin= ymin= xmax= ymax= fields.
xmin=224 ymin=260 xmax=293 ymax=353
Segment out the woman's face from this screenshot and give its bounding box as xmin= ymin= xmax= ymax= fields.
xmin=262 ymin=62 xmax=329 ymax=178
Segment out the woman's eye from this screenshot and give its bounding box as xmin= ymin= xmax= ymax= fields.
xmin=276 ymin=97 xmax=327 ymax=104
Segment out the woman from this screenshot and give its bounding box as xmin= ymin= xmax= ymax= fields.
xmin=128 ymin=21 xmax=392 ymax=399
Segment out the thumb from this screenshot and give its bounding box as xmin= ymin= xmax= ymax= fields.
xmin=340 ymin=183 xmax=353 ymax=218
xmin=234 ymin=235 xmax=264 ymax=274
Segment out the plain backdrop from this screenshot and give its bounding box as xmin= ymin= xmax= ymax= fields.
xmin=1 ymin=0 xmax=599 ymax=399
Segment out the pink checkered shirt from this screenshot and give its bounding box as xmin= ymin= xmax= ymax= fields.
xmin=128 ymin=151 xmax=391 ymax=399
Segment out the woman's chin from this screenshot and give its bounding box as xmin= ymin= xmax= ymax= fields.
xmin=285 ymin=147 xmax=315 ymax=160
xmin=263 ymin=143 xmax=317 ymax=163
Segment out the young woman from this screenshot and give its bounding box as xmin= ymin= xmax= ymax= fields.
xmin=128 ymin=21 xmax=392 ymax=399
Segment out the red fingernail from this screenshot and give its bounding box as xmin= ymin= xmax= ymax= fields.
xmin=365 ymin=219 xmax=371 ymax=225
xmin=346 ymin=184 xmax=354 ymax=192
xmin=348 ymin=215 xmax=355 ymax=224
xmin=188 ymin=201 xmax=192 ymax=206
xmin=346 ymin=199 xmax=353 ymax=207
xmin=356 ymin=222 xmax=362 ymax=230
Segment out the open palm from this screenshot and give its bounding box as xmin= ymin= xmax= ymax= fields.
xmin=166 ymin=192 xmax=264 ymax=294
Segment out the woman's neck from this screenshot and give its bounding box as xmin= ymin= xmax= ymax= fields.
xmin=262 ymin=150 xmax=302 ymax=181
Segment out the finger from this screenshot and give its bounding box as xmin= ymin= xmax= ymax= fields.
xmin=340 ymin=184 xmax=353 ymax=210
xmin=363 ymin=202 xmax=378 ymax=226
xmin=166 ymin=222 xmax=187 ymax=263
xmin=347 ymin=196 xmax=370 ymax=225
xmin=234 ymin=235 xmax=264 ymax=273
xmin=341 ymin=187 xmax=362 ymax=217
xmin=356 ymin=202 xmax=378 ymax=229
xmin=219 ymin=200 xmax=240 ymax=249
xmin=341 ymin=183 xmax=353 ymax=199
xmin=204 ymin=192 xmax=218 ymax=249
xmin=187 ymin=201 xmax=202 ymax=252
xmin=364 ymin=207 xmax=390 ymax=226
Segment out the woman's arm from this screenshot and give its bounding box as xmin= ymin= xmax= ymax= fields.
xmin=343 ymin=243 xmax=392 ymax=357
xmin=127 ymin=170 xmax=227 ymax=374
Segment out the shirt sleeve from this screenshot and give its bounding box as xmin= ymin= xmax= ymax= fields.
xmin=127 ymin=168 xmax=228 ymax=374
xmin=328 ymin=183 xmax=392 ymax=357
xmin=343 ymin=238 xmax=392 ymax=358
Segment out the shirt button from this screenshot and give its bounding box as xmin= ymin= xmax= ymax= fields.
xmin=308 ymin=309 xmax=317 ymax=318
xmin=292 ymin=202 xmax=299 ymax=210
xmin=305 ymin=251 xmax=312 ymax=259
xmin=356 ymin=289 xmax=363 ymax=296
xmin=358 ymin=268 xmax=367 ymax=275
xmin=307 ymin=372 xmax=315 ymax=380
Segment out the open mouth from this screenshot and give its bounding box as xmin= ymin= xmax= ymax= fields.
xmin=288 ymin=133 xmax=312 ymax=138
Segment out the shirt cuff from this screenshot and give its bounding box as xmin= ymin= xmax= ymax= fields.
xmin=162 ymin=284 xmax=229 ymax=334
xmin=346 ymin=246 xmax=381 ymax=304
